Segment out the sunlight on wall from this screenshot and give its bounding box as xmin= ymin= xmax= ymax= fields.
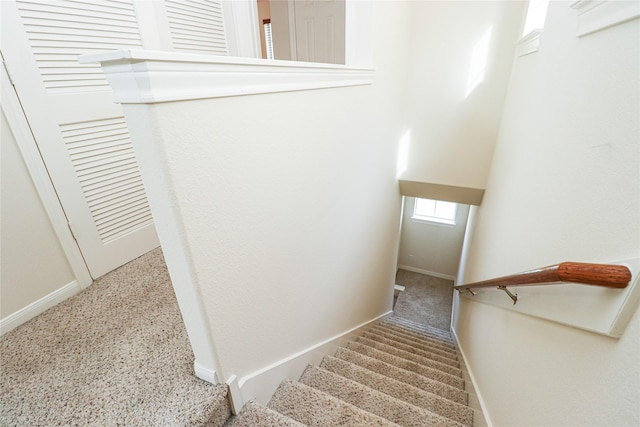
xmin=396 ymin=130 xmax=411 ymax=179
xmin=465 ymin=26 xmax=492 ymax=98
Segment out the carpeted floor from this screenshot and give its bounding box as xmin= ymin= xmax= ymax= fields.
xmin=0 ymin=248 xmax=230 ymax=426
xmin=393 ymin=269 xmax=455 ymax=331
xmin=2 ymin=250 xmax=485 ymax=426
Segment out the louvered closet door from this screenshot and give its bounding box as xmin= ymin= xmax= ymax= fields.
xmin=1 ymin=0 xmax=162 ymax=278
xmin=165 ymin=0 xmax=228 ymax=55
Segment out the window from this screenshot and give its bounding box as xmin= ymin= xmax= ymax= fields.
xmin=263 ymin=19 xmax=274 ymax=60
xmin=412 ymin=198 xmax=457 ymax=225
xmin=517 ymin=0 xmax=550 ymax=57
xmin=522 ymin=0 xmax=550 ymax=37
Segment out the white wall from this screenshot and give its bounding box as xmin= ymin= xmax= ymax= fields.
xmin=120 ymin=0 xmax=412 ymax=393
xmin=1 ymin=108 xmax=75 ymax=319
xmin=452 ymin=2 xmax=640 ymax=425
xmin=401 ymin=1 xmax=525 ymax=195
xmin=398 ymin=197 xmax=469 ymax=279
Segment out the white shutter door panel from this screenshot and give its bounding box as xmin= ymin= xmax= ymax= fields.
xmin=3 ymin=0 xmax=159 ymax=278
xmin=16 ymin=0 xmax=143 ymax=93
xmin=60 ymin=117 xmax=154 ymax=243
xmin=165 ymin=0 xmax=228 ymax=54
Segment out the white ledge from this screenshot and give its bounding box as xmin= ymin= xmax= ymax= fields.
xmin=570 ymin=0 xmax=640 ymax=37
xmin=80 ymin=49 xmax=375 ymax=104
xmin=516 ymin=29 xmax=543 ymax=57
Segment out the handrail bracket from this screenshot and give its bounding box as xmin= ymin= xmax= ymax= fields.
xmin=498 ymin=285 xmax=518 ymax=305
xmin=457 ymin=288 xmax=476 ymax=296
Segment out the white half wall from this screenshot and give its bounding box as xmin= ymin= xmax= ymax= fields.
xmin=91 ymin=0 xmax=412 ymax=403
xmin=452 ymin=2 xmax=640 ymax=425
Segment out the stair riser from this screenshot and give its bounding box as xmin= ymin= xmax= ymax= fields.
xmin=381 ymin=319 xmax=454 ymax=340
xmin=299 ymin=366 xmax=462 ymax=427
xmin=355 ymin=337 xmax=462 ymax=376
xmin=373 ymin=323 xmax=455 ymax=350
xmin=344 ymin=343 xmax=465 ymax=389
xmin=229 ymin=402 xmax=305 ymax=427
xmin=320 ymin=356 xmax=474 ymax=426
xmin=367 ymin=326 xmax=458 ymax=357
xmin=334 ymin=348 xmax=468 ymax=405
xmin=360 ymin=333 xmax=460 ymax=367
xmin=268 ymin=380 xmax=397 ymax=426
xmin=364 ymin=330 xmax=459 ymax=361
xmin=384 ymin=317 xmax=453 ymax=338
xmin=377 ymin=322 xmax=454 ymax=344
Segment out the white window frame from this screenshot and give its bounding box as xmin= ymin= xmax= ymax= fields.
xmin=411 ymin=198 xmax=457 ymax=226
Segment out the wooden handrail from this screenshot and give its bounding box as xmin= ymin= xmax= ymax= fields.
xmin=455 ymin=262 xmax=632 ymax=291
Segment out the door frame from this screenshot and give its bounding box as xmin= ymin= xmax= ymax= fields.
xmin=1 ymin=59 xmax=93 ymax=288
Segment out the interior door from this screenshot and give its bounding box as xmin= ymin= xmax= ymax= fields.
xmin=292 ymin=0 xmax=345 ymax=64
xmin=1 ymin=0 xmax=160 ymax=279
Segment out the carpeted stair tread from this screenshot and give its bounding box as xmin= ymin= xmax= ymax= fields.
xmin=205 ymin=387 xmax=235 ymax=426
xmin=380 ymin=319 xmax=453 ymax=342
xmin=370 ymin=326 xmax=457 ymax=353
xmin=346 ymin=342 xmax=464 ymax=388
xmin=225 ymin=401 xmax=306 ymax=427
xmin=354 ymin=337 xmax=461 ymax=376
xmin=363 ymin=330 xmax=459 ymax=361
xmin=380 ymin=317 xmax=453 ymax=344
xmin=383 ymin=317 xmax=453 ymax=338
xmin=376 ymin=322 xmax=454 ymax=345
xmin=367 ymin=327 xmax=457 ymax=354
xmin=299 ymin=365 xmax=464 ymax=427
xmin=386 ymin=315 xmax=453 ymax=336
xmin=361 ymin=330 xmax=459 ymax=360
xmin=268 ymin=379 xmax=400 ymax=426
xmin=319 ymin=357 xmax=473 ymax=426
xmin=334 ymin=348 xmax=468 ymax=404
xmin=357 ymin=335 xmax=460 ymax=368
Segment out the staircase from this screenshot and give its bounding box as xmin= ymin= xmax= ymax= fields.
xmin=225 ymin=315 xmax=481 ymax=426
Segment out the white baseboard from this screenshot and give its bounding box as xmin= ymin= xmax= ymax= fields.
xmin=194 ymin=361 xmax=218 ymax=384
xmin=0 ymin=280 xmax=82 ymax=336
xmin=451 ymin=327 xmax=493 ymax=427
xmin=226 ymin=375 xmax=243 ymax=415
xmin=238 ymin=310 xmax=393 ymax=404
xmin=397 ymin=265 xmax=457 ymax=284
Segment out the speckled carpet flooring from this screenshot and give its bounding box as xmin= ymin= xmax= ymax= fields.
xmin=0 ymin=248 xmax=230 ymax=426
xmin=393 ymin=269 xmax=455 ymax=331
xmin=2 ymin=250 xmax=482 ymax=426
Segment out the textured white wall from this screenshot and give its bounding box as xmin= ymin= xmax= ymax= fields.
xmin=1 ymin=109 xmax=75 ymax=318
xmin=452 ymin=2 xmax=640 ymax=425
xmin=401 ymin=1 xmax=525 ymax=192
xmin=398 ymin=197 xmax=469 ymax=278
xmin=123 ymin=1 xmax=412 ymax=384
